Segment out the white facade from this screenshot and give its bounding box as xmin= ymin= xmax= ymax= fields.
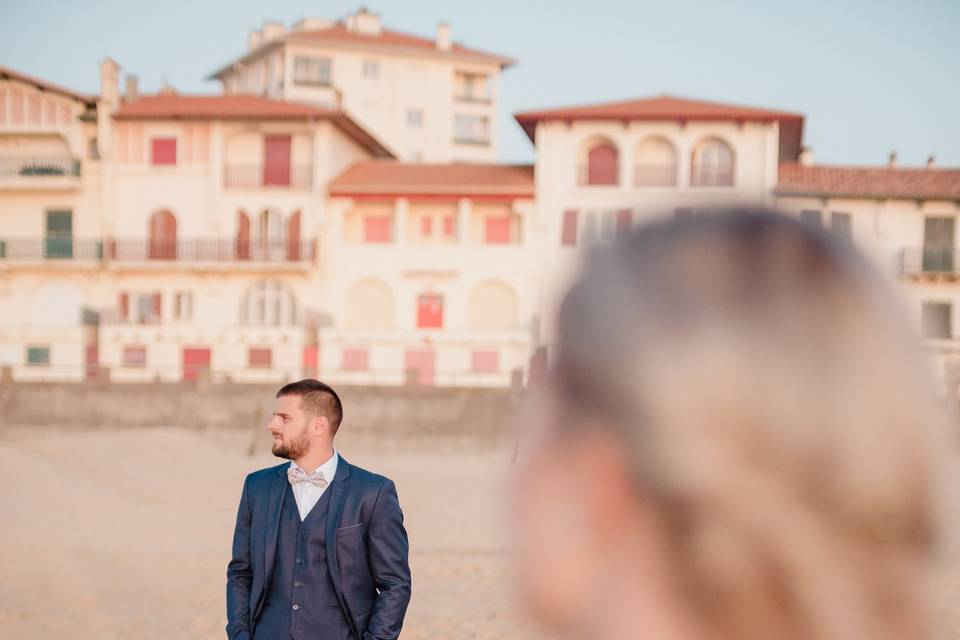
xmin=212 ymin=8 xmax=510 ymax=163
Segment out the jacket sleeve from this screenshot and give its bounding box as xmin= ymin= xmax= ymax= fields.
xmin=226 ymin=475 xmax=254 ymax=640
xmin=362 ymin=479 xmax=412 ymax=640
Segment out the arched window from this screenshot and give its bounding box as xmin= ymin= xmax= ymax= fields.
xmin=344 ymin=279 xmax=393 ymax=329
xmin=252 ymin=208 xmax=285 ymax=260
xmin=580 ymin=138 xmax=620 ymax=186
xmin=148 ymin=209 xmax=177 ymax=259
xmin=634 ymin=136 xmax=677 ymax=186
xmin=468 ymin=280 xmax=519 ymax=330
xmin=691 ymin=137 xmax=735 ymax=187
xmin=240 ymin=279 xmax=297 ymax=326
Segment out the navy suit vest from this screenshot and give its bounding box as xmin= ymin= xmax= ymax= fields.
xmin=254 ymin=481 xmax=352 ymax=640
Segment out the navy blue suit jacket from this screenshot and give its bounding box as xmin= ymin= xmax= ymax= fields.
xmin=226 ymin=456 xmax=412 ymax=640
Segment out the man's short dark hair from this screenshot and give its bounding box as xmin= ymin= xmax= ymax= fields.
xmin=276 ymin=379 xmax=343 ymax=433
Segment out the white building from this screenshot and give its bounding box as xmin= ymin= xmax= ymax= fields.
xmin=208 ymin=7 xmax=514 ymax=163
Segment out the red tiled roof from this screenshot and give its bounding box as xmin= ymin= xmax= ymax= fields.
xmin=514 ymin=95 xmax=804 ymax=142
xmin=0 ymin=64 xmax=96 ymax=105
xmin=114 ymin=94 xmax=334 ymax=120
xmin=114 ymin=94 xmax=393 ymax=158
xmin=329 ymin=161 xmax=534 ymax=198
xmin=777 ymin=163 xmax=960 ymax=201
xmin=209 ymin=23 xmax=514 ymax=79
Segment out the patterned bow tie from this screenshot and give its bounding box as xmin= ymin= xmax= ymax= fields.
xmin=287 ymin=466 xmax=329 ymax=488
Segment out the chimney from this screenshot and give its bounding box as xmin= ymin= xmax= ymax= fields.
xmin=248 ymin=29 xmax=262 ymax=50
xmin=888 ymin=150 xmax=898 ymax=168
xmin=293 ymin=18 xmax=333 ymax=32
xmin=261 ymin=20 xmax=285 ymax=42
xmin=927 ymin=154 xmax=937 ymax=169
xmin=798 ymin=145 xmax=814 ymax=166
xmin=124 ymin=74 xmax=139 ymax=102
xmin=347 ymin=7 xmax=382 ymax=35
xmin=99 ymin=57 xmax=120 ymax=109
xmin=436 ymin=22 xmax=451 ymax=51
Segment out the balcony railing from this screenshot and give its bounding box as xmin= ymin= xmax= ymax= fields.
xmin=223 ymin=164 xmax=313 ymax=189
xmin=0 ymin=156 xmax=81 ymax=177
xmin=902 ymin=248 xmax=960 ymax=277
xmin=452 ymin=135 xmax=491 ymax=146
xmin=634 ymin=164 xmax=677 ymax=187
xmin=107 ymin=238 xmax=316 ymax=263
xmin=577 ymin=163 xmax=620 ymax=186
xmin=0 ymin=237 xmax=101 ymax=260
xmin=690 ymin=164 xmax=734 ymax=187
xmin=454 ymin=93 xmax=492 ymax=105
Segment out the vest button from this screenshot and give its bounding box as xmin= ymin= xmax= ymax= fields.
xmin=296 ymin=558 xmax=303 ymax=564
xmin=294 ymin=580 xmax=302 ymax=587
xmin=292 ymin=604 xmax=300 ymax=611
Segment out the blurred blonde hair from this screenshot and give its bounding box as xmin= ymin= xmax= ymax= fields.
xmin=554 ymin=210 xmax=960 ymax=640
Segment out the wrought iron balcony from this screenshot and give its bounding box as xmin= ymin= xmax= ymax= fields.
xmin=106 ymin=238 xmax=316 ymax=263
xmin=223 ymin=164 xmax=313 ymax=189
xmin=634 ymin=164 xmax=678 ymax=187
xmin=0 ymin=237 xmax=101 ymax=260
xmin=0 ymin=156 xmax=81 ymax=177
xmin=901 ymin=248 xmax=960 ymax=278
xmin=690 ymin=164 xmax=734 ymax=187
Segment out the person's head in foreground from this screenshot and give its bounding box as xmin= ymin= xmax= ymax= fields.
xmin=269 ymin=378 xmax=343 ymax=464
xmin=515 ymin=209 xmax=959 ymax=640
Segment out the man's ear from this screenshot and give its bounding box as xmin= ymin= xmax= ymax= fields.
xmin=311 ymin=415 xmax=330 ymax=436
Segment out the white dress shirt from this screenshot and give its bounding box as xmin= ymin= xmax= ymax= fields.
xmin=288 ymin=450 xmax=339 ymax=521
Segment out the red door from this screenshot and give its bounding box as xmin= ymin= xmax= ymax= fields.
xmin=404 ymin=349 xmax=436 ymax=386
xmin=85 ymin=342 xmax=99 ymax=380
xmin=182 ymin=347 xmax=211 ymax=381
xmin=149 ymin=210 xmax=177 ymax=259
xmin=263 ymin=135 xmax=291 ymax=186
xmin=586 ymin=144 xmax=618 ymax=185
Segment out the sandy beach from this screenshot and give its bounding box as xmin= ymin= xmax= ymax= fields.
xmin=0 ymin=425 xmax=547 ymax=639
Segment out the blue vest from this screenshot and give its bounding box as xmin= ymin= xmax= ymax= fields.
xmin=254 ymin=481 xmax=352 ymax=640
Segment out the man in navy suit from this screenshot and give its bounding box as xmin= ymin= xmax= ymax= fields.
xmin=226 ymin=379 xmax=412 ymax=640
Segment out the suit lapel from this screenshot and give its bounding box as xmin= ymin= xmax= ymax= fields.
xmin=262 ymin=464 xmax=288 ymax=587
xmin=325 ymin=457 xmax=356 ymax=634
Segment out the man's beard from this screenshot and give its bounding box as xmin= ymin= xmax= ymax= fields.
xmin=272 ymin=429 xmax=311 ymax=460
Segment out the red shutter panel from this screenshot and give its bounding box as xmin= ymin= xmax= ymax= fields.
xmin=416 ymin=294 xmax=443 ymax=329
xmin=616 ymin=209 xmax=632 ymax=236
xmin=263 ymin=135 xmax=292 ymax=186
xmin=152 ymin=293 xmax=162 ymax=323
xmin=236 ymin=210 xmax=250 ymax=260
xmin=286 ymin=210 xmax=301 ymax=260
xmin=587 ymin=144 xmax=619 ymax=185
xmin=119 ymin=293 xmax=129 ymax=320
xmin=484 ymin=217 xmax=511 ymax=244
xmin=151 ymin=138 xmax=177 ymax=165
xmin=561 ymin=209 xmax=579 ymax=246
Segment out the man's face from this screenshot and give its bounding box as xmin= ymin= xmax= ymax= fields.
xmin=268 ymin=394 xmax=311 ymax=460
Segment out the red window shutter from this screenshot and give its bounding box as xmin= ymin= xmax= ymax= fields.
xmin=586 ymin=144 xmax=618 ymax=185
xmin=616 ymin=209 xmax=632 ymax=235
xmin=119 ymin=293 xmax=129 ymax=320
xmin=286 ymin=210 xmax=301 ymax=260
xmin=248 ymin=347 xmax=272 ymax=368
xmin=471 ymin=350 xmax=499 ymax=372
xmin=152 ymin=293 xmax=162 ymax=322
xmin=263 ymin=135 xmax=292 ymax=186
xmin=416 ymin=294 xmax=443 ymax=329
xmin=342 ymin=348 xmax=369 ymax=371
xmin=420 ymin=217 xmax=433 ymax=238
xmin=236 ymin=210 xmax=250 ymax=260
xmin=442 ymin=215 xmax=456 ymax=237
xmin=561 ymin=210 xmax=579 ymax=246
xmin=151 ymin=138 xmax=177 ymax=165
xmin=363 ymin=217 xmax=392 ymax=243
xmin=302 ymin=345 xmax=319 ymax=368
xmin=484 ymin=217 xmax=511 ymax=244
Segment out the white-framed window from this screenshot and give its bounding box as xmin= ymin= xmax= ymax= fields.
xmin=407 ymin=108 xmax=424 ymax=128
xmin=134 ymin=293 xmax=162 ymax=325
xmin=293 ymin=56 xmax=332 ymax=86
xmin=242 ymin=279 xmax=298 ymax=326
xmin=362 ymin=59 xmax=379 ymax=79
xmin=800 ymin=210 xmax=823 ymax=227
xmin=453 ymin=114 xmax=490 ymax=145
xmin=922 ymin=301 xmax=952 ymax=339
xmin=122 ymin=345 xmax=147 ymax=368
xmin=831 ymin=212 xmax=852 ymax=239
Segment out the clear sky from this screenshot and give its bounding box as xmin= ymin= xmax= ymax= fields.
xmin=2 ymin=0 xmax=957 ymax=166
